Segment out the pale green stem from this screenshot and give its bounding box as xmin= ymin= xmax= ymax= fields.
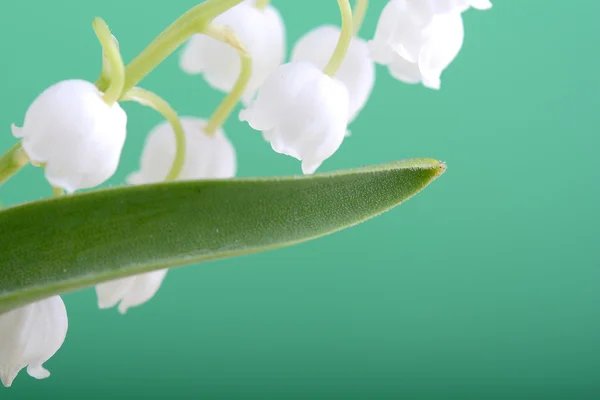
xmin=254 ymin=0 xmax=270 ymax=10
xmin=117 ymin=0 xmax=244 ymax=96
xmin=0 ymin=142 xmax=29 ymax=185
xmin=353 ymin=0 xmax=368 ymax=36
xmin=203 ymin=29 xmax=252 ymax=136
xmin=52 ymin=187 xmax=65 ymax=197
xmin=122 ymin=87 xmax=186 ymax=181
xmin=92 ymin=17 xmax=125 ymax=105
xmin=323 ymin=0 xmax=354 ymax=77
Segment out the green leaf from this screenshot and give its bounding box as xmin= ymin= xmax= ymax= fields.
xmin=0 ymin=158 xmax=445 ymax=313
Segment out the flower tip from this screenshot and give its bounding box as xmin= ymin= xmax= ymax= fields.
xmin=10 ymin=123 xmax=23 ymax=138
xmin=27 ymin=365 xmax=50 ymax=380
xmin=301 ymin=161 xmax=320 ymax=175
xmin=473 ymin=0 xmax=493 ymax=9
xmin=96 ymin=294 xmax=118 ymax=310
xmin=423 ymin=77 xmax=441 ymax=90
xmin=238 ymin=108 xmax=250 ymax=122
xmin=97 ymin=300 xmax=112 ymax=310
xmin=117 ymin=303 xmax=129 ymax=315
xmin=1 ymin=373 xmax=15 ymax=388
xmin=125 ymin=172 xmax=143 ymax=186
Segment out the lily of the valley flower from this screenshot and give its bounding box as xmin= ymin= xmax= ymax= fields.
xmin=0 ymin=296 xmax=68 ymax=387
xmin=240 ymin=61 xmax=349 ymax=174
xmin=180 ymin=0 xmax=285 ymax=104
xmin=291 ymin=25 xmax=375 ymax=123
xmin=127 ymin=117 xmax=236 ymax=185
xmin=11 ymin=79 xmax=127 ymax=193
xmin=96 ymin=270 xmax=168 ymax=315
xmin=370 ymin=0 xmax=490 ymax=89
xmin=96 ymin=117 xmax=236 ymax=313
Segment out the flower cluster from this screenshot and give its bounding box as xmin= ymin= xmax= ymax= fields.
xmin=0 ymin=0 xmax=490 ymax=387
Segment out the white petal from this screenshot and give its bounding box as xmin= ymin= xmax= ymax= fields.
xmin=0 ymin=296 xmax=68 ymax=387
xmin=369 ymin=0 xmax=403 ymax=64
xmin=370 ymin=0 xmax=430 ymax=64
xmin=388 ymin=54 xmax=423 ymax=84
xmin=241 ymin=61 xmax=349 ymax=174
xmin=12 ymin=80 xmax=127 ymax=193
xmin=96 ymin=270 xmax=168 ymax=314
xmin=179 ymin=2 xmax=285 ymax=104
xmin=469 ymin=0 xmax=492 ymax=9
xmin=291 ymin=25 xmax=375 ymax=122
xmin=239 ymin=61 xmax=322 ymax=131
xmin=418 ymin=12 xmax=464 ymax=89
xmin=126 ymin=117 xmax=236 ymax=185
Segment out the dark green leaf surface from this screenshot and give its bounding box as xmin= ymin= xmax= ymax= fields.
xmin=0 ymin=158 xmax=445 ymax=313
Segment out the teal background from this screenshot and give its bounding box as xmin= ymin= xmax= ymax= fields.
xmin=1 ymin=0 xmax=599 ymax=398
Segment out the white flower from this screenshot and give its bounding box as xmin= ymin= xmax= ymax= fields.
xmin=291 ymin=25 xmax=375 ymax=122
xmin=127 ymin=117 xmax=236 ymax=185
xmin=370 ymin=1 xmax=467 ymax=89
xmin=180 ymin=0 xmax=285 ymax=104
xmin=96 ymin=118 xmax=236 ymax=314
xmin=0 ymin=296 xmax=68 ymax=387
xmin=239 ymin=61 xmax=349 ymax=174
xmin=96 ymin=270 xmax=168 ymax=314
xmin=11 ymin=79 xmax=127 ymax=193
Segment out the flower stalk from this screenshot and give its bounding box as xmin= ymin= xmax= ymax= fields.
xmin=92 ymin=17 xmax=125 ymax=105
xmin=353 ymin=0 xmax=368 ymax=35
xmin=0 ymin=142 xmax=28 ymax=185
xmin=323 ymin=0 xmax=354 ymax=77
xmin=204 ymin=26 xmax=253 ymax=136
xmin=118 ymin=0 xmax=244 ymax=95
xmin=122 ymin=87 xmax=187 ymax=181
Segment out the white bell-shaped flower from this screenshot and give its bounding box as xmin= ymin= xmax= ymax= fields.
xmin=11 ymin=79 xmax=127 ymax=193
xmin=127 ymin=117 xmax=236 ymax=185
xmin=0 ymin=296 xmax=68 ymax=387
xmin=370 ymin=1 xmax=465 ymax=89
xmin=239 ymin=61 xmax=349 ymax=174
xmin=180 ymin=0 xmax=285 ymax=104
xmin=291 ymin=25 xmax=375 ymax=123
xmin=96 ymin=270 xmax=168 ymax=314
xmin=96 ymin=118 xmax=236 ymax=314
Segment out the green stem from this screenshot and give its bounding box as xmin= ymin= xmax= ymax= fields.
xmin=254 ymin=0 xmax=270 ymax=9
xmin=204 ymin=31 xmax=252 ymax=136
xmin=323 ymin=0 xmax=354 ymax=77
xmin=122 ymin=87 xmax=186 ymax=181
xmin=353 ymin=0 xmax=368 ymax=36
xmin=119 ymin=0 xmax=244 ymax=96
xmin=0 ymin=142 xmax=29 ymax=185
xmin=52 ymin=187 xmax=65 ymax=197
xmin=92 ymin=17 xmax=125 ymax=105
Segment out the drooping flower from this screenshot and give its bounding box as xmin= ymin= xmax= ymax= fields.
xmin=369 ymin=0 xmax=490 ymax=89
xmin=96 ymin=117 xmax=236 ymax=313
xmin=291 ymin=25 xmax=375 ymax=123
xmin=239 ymin=61 xmax=349 ymax=174
xmin=11 ymin=79 xmax=127 ymax=193
xmin=0 ymin=296 xmax=68 ymax=387
xmin=96 ymin=270 xmax=168 ymax=315
xmin=179 ymin=0 xmax=285 ymax=104
xmin=126 ymin=117 xmax=236 ymax=185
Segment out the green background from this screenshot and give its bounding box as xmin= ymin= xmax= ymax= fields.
xmin=1 ymin=0 xmax=599 ymax=398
